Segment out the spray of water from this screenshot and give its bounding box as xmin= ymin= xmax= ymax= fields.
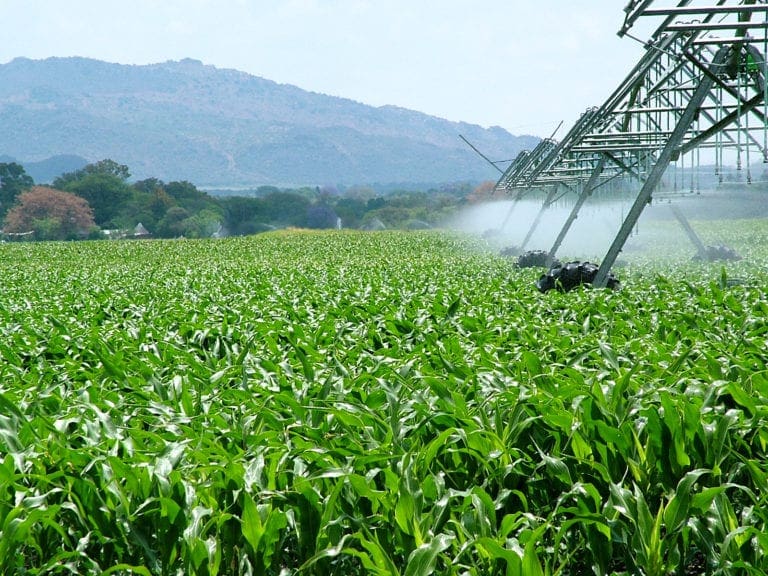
xmin=446 ymin=199 xmax=642 ymax=261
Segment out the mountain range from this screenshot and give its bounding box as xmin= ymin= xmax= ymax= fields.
xmin=0 ymin=57 xmax=538 ymax=188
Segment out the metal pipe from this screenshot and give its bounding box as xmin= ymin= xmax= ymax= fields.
xmin=693 ymin=37 xmax=766 ymax=46
xmin=642 ymin=6 xmax=768 ymax=17
xmin=620 ymin=0 xmax=657 ymax=37
xmin=667 ymin=22 xmax=768 ymax=32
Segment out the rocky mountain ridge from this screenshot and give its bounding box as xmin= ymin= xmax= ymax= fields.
xmin=0 ymin=57 xmax=537 ymax=187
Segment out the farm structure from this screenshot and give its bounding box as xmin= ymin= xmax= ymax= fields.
xmin=494 ymin=0 xmax=768 ymax=286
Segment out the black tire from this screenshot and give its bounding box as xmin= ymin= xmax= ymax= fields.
xmin=500 ymin=245 xmax=521 ymax=258
xmin=516 ymin=250 xmax=554 ymax=268
xmin=536 ymin=260 xmax=620 ymax=293
xmin=692 ymin=245 xmax=742 ymax=262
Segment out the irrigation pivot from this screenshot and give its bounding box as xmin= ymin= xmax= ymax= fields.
xmin=494 ymin=1 xmax=768 ymax=287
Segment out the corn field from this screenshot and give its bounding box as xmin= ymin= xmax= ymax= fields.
xmin=1 ymin=221 xmax=767 ymax=575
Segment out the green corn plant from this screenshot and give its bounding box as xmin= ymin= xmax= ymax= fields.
xmin=0 ymin=224 xmax=766 ymax=574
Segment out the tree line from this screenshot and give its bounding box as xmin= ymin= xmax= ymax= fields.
xmin=0 ymin=160 xmax=473 ymax=241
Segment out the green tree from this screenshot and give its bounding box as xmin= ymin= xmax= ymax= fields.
xmin=52 ymin=159 xmax=134 ymax=226
xmin=165 ymin=181 xmax=213 ymax=211
xmin=0 ymin=162 xmax=34 ymax=218
xmin=261 ymin=191 xmax=310 ymax=227
xmin=220 ymin=196 xmax=266 ymax=236
xmin=132 ymin=177 xmax=165 ymax=195
xmin=129 ymin=178 xmax=177 ymax=229
xmin=165 ymin=180 xmax=201 ymax=202
xmin=334 ymin=197 xmax=367 ymax=229
xmin=148 ymin=188 xmax=175 ymax=219
xmin=156 ymin=206 xmax=190 ymax=238
xmin=179 ymin=208 xmax=222 ymax=238
xmin=366 ymin=197 xmax=387 ymax=210
xmin=84 ymin=159 xmax=131 ymax=180
xmin=53 ymin=159 xmax=130 ymax=189
xmin=306 ymin=203 xmax=338 ymax=229
xmin=64 ymin=173 xmax=134 ymax=227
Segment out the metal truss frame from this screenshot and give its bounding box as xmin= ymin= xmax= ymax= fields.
xmin=495 ymin=1 xmax=768 ymax=287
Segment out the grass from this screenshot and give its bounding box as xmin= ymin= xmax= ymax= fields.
xmin=0 ymin=221 xmax=767 ymax=575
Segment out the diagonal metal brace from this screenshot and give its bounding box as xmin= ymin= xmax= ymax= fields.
xmin=593 ymin=46 xmax=731 ymax=288
xmin=669 ymin=204 xmax=708 ymax=259
xmin=520 ymin=186 xmax=559 ymax=250
xmin=548 ymin=156 xmax=606 ymax=261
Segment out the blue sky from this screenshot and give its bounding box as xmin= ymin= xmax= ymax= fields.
xmin=0 ymin=1 xmax=649 ymax=137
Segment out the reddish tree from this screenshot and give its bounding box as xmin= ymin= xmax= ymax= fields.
xmin=467 ymin=180 xmax=499 ymax=203
xmin=3 ymin=186 xmax=97 ymax=240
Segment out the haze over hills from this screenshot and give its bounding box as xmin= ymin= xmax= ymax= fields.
xmin=0 ymin=57 xmax=538 ymax=188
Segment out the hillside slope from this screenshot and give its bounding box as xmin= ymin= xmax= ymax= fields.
xmin=0 ymin=57 xmax=537 ymax=186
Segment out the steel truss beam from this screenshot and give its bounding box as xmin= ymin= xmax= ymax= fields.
xmin=495 ymin=1 xmax=768 ymax=287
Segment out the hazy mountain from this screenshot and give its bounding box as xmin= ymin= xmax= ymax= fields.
xmin=0 ymin=154 xmax=89 ymax=184
xmin=0 ymin=57 xmax=537 ymax=187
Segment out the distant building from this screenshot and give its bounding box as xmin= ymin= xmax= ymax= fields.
xmin=133 ymin=223 xmax=151 ymax=238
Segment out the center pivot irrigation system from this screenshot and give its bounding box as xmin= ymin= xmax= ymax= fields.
xmin=490 ymin=0 xmax=768 ymax=287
